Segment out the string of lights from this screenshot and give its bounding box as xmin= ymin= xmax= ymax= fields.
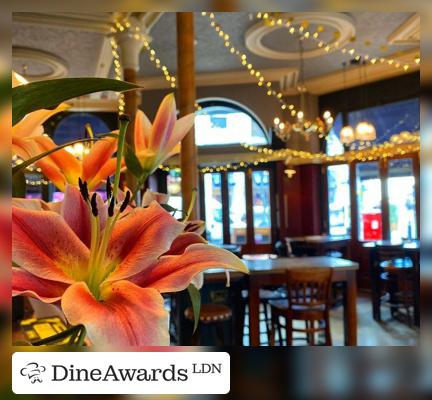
xmin=256 ymin=12 xmax=420 ymax=71
xmin=201 ymin=12 xmax=299 ymax=117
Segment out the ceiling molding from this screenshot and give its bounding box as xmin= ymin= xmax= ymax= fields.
xmin=12 ymin=46 xmax=68 ymax=80
xmin=245 ymin=12 xmax=356 ymax=60
xmin=388 ymin=13 xmax=420 ymax=45
xmin=12 ymin=12 xmax=115 ymax=33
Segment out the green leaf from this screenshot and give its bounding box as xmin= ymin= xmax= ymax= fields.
xmin=12 ymin=138 xmax=97 ymax=177
xmin=187 ymin=284 xmax=201 ymax=333
xmin=12 ymin=169 xmax=26 ymax=198
xmin=13 ymin=77 xmax=141 ymax=126
xmin=124 ymin=143 xmax=144 ymax=179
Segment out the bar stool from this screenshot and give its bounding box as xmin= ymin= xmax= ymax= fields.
xmin=269 ymin=267 xmax=333 ymax=346
xmin=184 ymin=304 xmax=232 ymax=345
xmin=379 ymin=258 xmax=415 ymax=326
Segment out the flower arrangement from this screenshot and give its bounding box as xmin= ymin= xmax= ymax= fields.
xmin=11 ymin=73 xmax=248 ymax=346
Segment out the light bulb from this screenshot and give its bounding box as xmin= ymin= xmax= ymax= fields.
xmin=355 ymin=121 xmax=376 ymax=141
xmin=323 ymin=110 xmax=331 ymax=119
xmin=279 ymin=122 xmax=285 ymax=130
xmin=274 ymin=117 xmax=280 ymax=125
xmin=340 ymin=125 xmax=355 ymax=144
xmin=297 ymin=111 xmax=304 ymax=120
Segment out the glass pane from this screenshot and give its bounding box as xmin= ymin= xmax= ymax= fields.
xmin=167 ymin=169 xmax=182 ymax=211
xmin=203 ymin=173 xmax=223 ymax=245
xmin=327 ymin=164 xmax=351 ymax=236
xmin=356 ymin=162 xmax=382 ymax=241
xmin=326 ymin=113 xmax=345 ymax=156
xmin=195 ymin=104 xmax=268 ymax=146
xmin=388 ymin=158 xmax=417 ymax=241
xmin=348 ymin=98 xmax=419 ymax=144
xmin=252 ymin=170 xmax=272 ymax=244
xmin=228 ymin=172 xmax=247 ymax=244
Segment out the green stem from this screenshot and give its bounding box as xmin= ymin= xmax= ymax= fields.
xmin=112 ymin=116 xmax=130 ymax=201
xmin=32 ymin=325 xmax=83 ymax=346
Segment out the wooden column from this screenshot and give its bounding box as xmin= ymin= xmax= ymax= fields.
xmin=116 ymin=24 xmax=144 ymax=191
xmin=177 ymin=12 xmax=199 ymax=219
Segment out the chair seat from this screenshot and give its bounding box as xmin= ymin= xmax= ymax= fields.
xmin=269 ymin=299 xmax=326 ymax=313
xmin=184 ymin=304 xmax=232 ymax=324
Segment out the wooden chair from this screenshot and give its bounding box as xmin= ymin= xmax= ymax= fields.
xmin=269 ymin=267 xmax=333 ymax=346
xmin=379 ymin=259 xmax=415 ymax=326
xmin=184 ymin=304 xmax=232 ymax=345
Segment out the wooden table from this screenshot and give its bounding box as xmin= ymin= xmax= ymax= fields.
xmin=363 ymin=240 xmax=420 ymax=326
xmin=205 ymin=256 xmax=359 ymax=346
xmin=286 ymin=235 xmax=351 ymax=258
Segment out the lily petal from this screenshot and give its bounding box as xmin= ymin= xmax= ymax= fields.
xmin=13 ymin=206 xmax=89 ymax=283
xmin=12 ymin=267 xmax=68 ymax=303
xmin=134 ymin=110 xmax=152 ymax=153
xmin=86 ymin=158 xmax=119 ymax=190
xmin=104 ymin=202 xmax=185 ymax=283
xmin=164 ymin=232 xmax=207 ymax=256
xmin=35 ymin=157 xmax=67 ymax=192
xmin=62 ymin=281 xmax=169 ymax=346
xmin=82 ymin=136 xmax=118 ymax=183
xmin=164 ymin=113 xmax=195 ymax=155
xmin=149 ymin=93 xmax=177 ymax=151
xmin=129 ymin=243 xmax=248 ymax=293
xmin=35 ymin=136 xmax=82 ymax=185
xmin=61 ymin=185 xmax=91 ymax=247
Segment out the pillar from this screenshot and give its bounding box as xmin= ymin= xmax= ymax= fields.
xmin=176 ymin=12 xmax=199 ymax=219
xmin=114 ymin=18 xmax=149 ymax=190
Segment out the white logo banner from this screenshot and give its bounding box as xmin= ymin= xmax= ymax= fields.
xmin=13 ymin=351 xmax=230 ymax=394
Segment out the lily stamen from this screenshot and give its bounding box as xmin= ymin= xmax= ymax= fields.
xmin=90 ymin=193 xmax=98 ymax=217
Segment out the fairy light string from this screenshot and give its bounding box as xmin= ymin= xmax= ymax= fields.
xmin=255 ymin=12 xmax=420 ymax=71
xmin=201 ymin=12 xmax=298 ymax=117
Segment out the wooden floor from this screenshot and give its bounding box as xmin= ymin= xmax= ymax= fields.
xmin=242 ymin=290 xmax=418 ymax=346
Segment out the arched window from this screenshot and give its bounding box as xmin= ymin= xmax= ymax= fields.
xmin=195 ymin=98 xmax=269 ymax=146
xmin=53 ymin=113 xmax=110 ymax=145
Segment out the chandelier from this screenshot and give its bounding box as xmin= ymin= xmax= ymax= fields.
xmin=273 ymin=38 xmax=333 ymax=142
xmin=339 ymin=60 xmax=376 ymax=147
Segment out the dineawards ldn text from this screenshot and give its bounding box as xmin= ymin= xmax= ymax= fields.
xmin=52 ymin=364 xmax=191 ymax=382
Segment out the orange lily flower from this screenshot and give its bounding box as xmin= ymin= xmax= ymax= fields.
xmin=12 ymin=71 xmax=69 ymax=160
xmin=134 ymin=93 xmax=195 ymax=174
xmin=34 ymin=134 xmax=120 ymax=192
xmin=12 ymin=185 xmax=247 ymax=346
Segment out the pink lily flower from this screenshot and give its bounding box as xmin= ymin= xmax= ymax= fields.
xmin=134 ymin=93 xmax=195 ymax=174
xmin=12 ymin=186 xmax=248 ymax=346
xmin=12 ymin=71 xmax=69 ymax=160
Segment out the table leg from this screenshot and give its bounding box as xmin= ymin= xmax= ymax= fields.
xmin=248 ymin=278 xmax=261 ymax=346
xmin=344 ymin=271 xmax=358 ymax=346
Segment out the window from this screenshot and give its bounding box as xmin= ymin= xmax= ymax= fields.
xmin=348 ymin=98 xmax=419 ymax=144
xmin=252 ymin=170 xmax=271 ymax=244
xmin=53 ymin=113 xmax=110 ymax=145
xmin=356 ymin=162 xmax=382 ymax=241
xmin=201 ymin=167 xmax=274 ymax=249
xmin=326 ymin=113 xmax=345 ymax=156
xmin=203 ymin=173 xmax=223 ymax=245
xmin=388 ymin=158 xmax=417 ymax=241
xmin=195 ymin=99 xmax=269 ymax=147
xmin=228 ymin=171 xmax=247 ymax=244
xmin=166 ymin=169 xmax=182 ymax=211
xmin=327 ymin=164 xmax=351 ymax=236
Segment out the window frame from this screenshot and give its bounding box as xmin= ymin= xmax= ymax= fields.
xmin=323 ymin=152 xmax=420 ymax=242
xmin=199 ymin=165 xmax=277 ymax=253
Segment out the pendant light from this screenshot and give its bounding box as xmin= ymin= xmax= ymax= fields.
xmin=339 ymin=62 xmax=355 ymax=144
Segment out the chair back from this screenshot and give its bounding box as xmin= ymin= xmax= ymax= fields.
xmin=375 ymin=244 xmax=405 ymax=264
xmin=285 ymin=267 xmax=333 ymax=308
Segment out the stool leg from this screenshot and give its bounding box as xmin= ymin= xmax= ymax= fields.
xmin=270 ymin=309 xmax=277 ymax=346
xmin=215 ymin=322 xmax=225 ymax=346
xmin=324 ymin=313 xmax=332 ymax=346
xmin=262 ymin=301 xmax=271 ymax=344
xmin=285 ymin=317 xmax=293 ymax=346
xmin=309 ymin=320 xmax=315 ymax=346
xmin=277 ymin=316 xmax=284 ymax=346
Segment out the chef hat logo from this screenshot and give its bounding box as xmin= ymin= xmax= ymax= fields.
xmin=20 ymin=362 xmax=46 ymax=383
